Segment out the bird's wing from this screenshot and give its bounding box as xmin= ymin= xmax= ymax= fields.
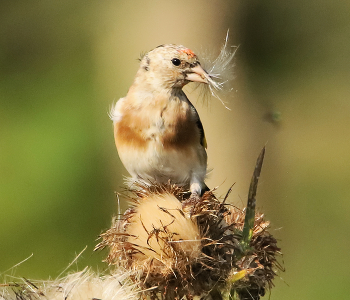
xmin=188 ymin=100 xmax=207 ymax=149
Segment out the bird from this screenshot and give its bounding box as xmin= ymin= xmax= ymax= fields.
xmin=110 ymin=44 xmax=211 ymax=197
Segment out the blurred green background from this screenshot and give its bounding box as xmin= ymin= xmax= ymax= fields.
xmin=1 ymin=1 xmax=350 ymax=299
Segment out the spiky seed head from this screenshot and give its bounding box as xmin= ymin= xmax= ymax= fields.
xmin=96 ymin=182 xmax=283 ymax=300
xmin=126 ymin=192 xmax=202 ymax=270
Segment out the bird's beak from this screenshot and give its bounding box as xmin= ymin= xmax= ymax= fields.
xmin=186 ymin=65 xmax=209 ymax=84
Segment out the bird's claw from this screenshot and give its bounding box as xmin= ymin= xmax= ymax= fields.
xmin=182 ymin=192 xmax=202 ymax=217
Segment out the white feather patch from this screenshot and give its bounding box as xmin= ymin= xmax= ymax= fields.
xmin=108 ymin=98 xmax=125 ymax=124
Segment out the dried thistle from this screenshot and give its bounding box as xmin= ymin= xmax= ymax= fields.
xmin=96 ymin=151 xmax=283 ymax=300
xmin=0 ymin=267 xmax=139 ymax=300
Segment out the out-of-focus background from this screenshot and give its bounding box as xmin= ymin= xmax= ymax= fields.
xmin=1 ymin=1 xmax=350 ymax=299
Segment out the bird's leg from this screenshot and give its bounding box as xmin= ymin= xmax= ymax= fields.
xmin=182 ymin=177 xmax=205 ymax=213
xmin=182 ymin=189 xmax=202 ymax=217
xmin=189 ymin=177 xmax=203 ymax=197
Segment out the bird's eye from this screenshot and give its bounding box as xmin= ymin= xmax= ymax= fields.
xmin=171 ymin=58 xmax=181 ymax=66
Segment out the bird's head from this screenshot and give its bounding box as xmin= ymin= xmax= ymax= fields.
xmin=137 ymin=44 xmax=209 ymax=90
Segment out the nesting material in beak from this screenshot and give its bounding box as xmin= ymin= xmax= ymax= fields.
xmin=186 ymin=65 xmax=209 ymax=84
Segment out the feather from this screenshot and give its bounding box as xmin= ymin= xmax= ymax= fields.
xmin=199 ymin=30 xmax=238 ymax=110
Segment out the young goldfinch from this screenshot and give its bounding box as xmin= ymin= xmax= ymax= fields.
xmin=110 ymin=44 xmax=211 ymax=196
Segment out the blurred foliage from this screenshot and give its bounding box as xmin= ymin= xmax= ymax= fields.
xmin=236 ymin=1 xmax=350 ymax=299
xmin=1 ymin=1 xmax=350 ymax=300
xmin=0 ymin=0 xmax=118 ymax=278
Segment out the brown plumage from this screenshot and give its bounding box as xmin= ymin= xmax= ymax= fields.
xmin=110 ymin=44 xmax=210 ymax=195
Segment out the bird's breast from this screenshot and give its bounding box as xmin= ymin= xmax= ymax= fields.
xmin=160 ymin=108 xmax=199 ymax=151
xmin=113 ymin=96 xmax=206 ymax=185
xmin=114 ymin=99 xmax=200 ymax=152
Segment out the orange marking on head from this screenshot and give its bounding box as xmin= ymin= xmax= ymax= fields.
xmin=179 ymin=48 xmax=196 ymax=58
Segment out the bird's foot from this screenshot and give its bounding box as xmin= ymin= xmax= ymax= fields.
xmin=182 ymin=192 xmax=202 ymax=217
